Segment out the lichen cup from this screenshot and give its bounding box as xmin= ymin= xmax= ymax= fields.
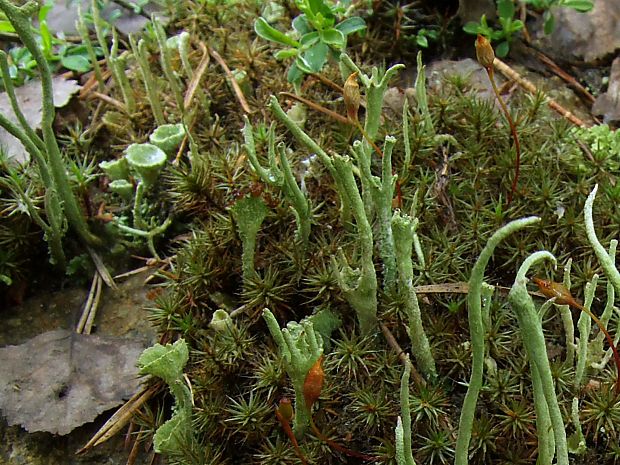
xmin=148 ymin=123 xmax=186 ymax=157
xmin=124 ymin=143 xmax=167 ymax=188
xmin=99 ymin=157 xmax=130 ymax=181
xmin=109 ymin=179 xmax=135 ymax=201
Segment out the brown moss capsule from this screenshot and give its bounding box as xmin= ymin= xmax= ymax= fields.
xmin=475 ymin=34 xmax=495 ymax=69
xmin=343 ymin=72 xmax=361 ymax=122
xmin=277 ymin=397 xmax=294 ymax=421
xmin=303 ymin=355 xmax=324 ymax=409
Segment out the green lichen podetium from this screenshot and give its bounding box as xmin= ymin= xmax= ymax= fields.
xmin=585 ymin=185 xmax=620 ymax=296
xmin=395 ymin=357 xmax=417 ymax=465
xmin=508 ymin=251 xmax=568 ymax=465
xmin=0 ymin=0 xmax=100 ymax=250
xmin=331 ymin=154 xmax=378 ymax=335
xmin=262 ymin=308 xmax=323 ymax=436
xmin=138 ymin=339 xmax=193 ymax=455
xmin=392 ymin=210 xmax=436 ymax=380
xmin=454 ymin=216 xmax=540 ymax=465
xmin=242 ymin=117 xmax=311 ymax=249
xmin=340 ymin=53 xmax=404 ymax=293
xmin=230 ymin=195 xmax=269 ymax=282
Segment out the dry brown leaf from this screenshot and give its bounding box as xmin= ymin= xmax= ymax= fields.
xmin=0 ymin=76 xmax=81 ymax=164
xmin=0 ymin=329 xmax=145 ymax=435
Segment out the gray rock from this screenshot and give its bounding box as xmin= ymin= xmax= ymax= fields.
xmin=533 ymin=0 xmax=620 ymax=63
xmin=592 ymin=56 xmax=620 ymax=123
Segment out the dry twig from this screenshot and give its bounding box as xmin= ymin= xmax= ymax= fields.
xmin=493 ymin=57 xmax=587 ymax=127
xmin=77 ymin=384 xmax=160 ymax=454
xmin=209 ymin=47 xmax=252 ymax=114
xmin=76 ymin=272 xmax=103 ymax=334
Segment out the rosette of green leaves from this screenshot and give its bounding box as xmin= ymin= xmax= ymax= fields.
xmin=463 ymin=0 xmax=524 ymax=57
xmin=254 ymin=0 xmax=366 ymax=86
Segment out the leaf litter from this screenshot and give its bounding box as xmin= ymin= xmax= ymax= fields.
xmin=0 ymin=329 xmax=146 ymax=435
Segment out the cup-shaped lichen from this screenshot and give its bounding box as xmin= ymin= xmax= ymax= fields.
xmin=99 ymin=157 xmax=130 ymax=181
xmin=149 ymin=123 xmax=186 ymax=157
xmin=230 ymin=195 xmax=269 ymax=281
xmin=124 ymin=143 xmax=167 ymax=188
xmin=109 ymin=179 xmax=135 ymax=201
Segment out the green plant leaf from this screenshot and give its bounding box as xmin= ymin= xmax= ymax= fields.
xmin=463 ymin=21 xmax=482 ymax=34
xmin=298 ymin=41 xmax=328 ymax=72
xmin=254 ymin=17 xmax=300 ymax=47
xmin=560 ymin=0 xmax=593 ymax=11
xmin=153 ymin=408 xmax=191 ymax=454
xmin=319 ymin=28 xmax=345 ymax=49
xmin=495 ymin=40 xmax=509 ymax=57
xmin=416 ymin=33 xmax=428 ymax=48
xmin=38 ymin=1 xmax=54 ymax=22
xmin=308 ymin=0 xmax=333 ymax=18
xmin=61 ymin=54 xmax=91 ymax=72
xmin=509 ymin=19 xmax=524 ymax=33
xmin=274 ymin=48 xmax=299 ymax=60
xmin=543 ymin=10 xmax=555 ymax=34
xmin=335 ymin=16 xmax=366 ymax=36
xmin=497 ymin=0 xmax=515 ymax=19
xmin=287 ymin=61 xmax=304 ymax=84
xmin=300 ymin=31 xmax=320 ymax=48
xmin=292 ymin=14 xmax=312 ymax=35
xmin=39 ymin=21 xmax=53 ymax=56
xmin=0 ymin=20 xmax=15 ymax=33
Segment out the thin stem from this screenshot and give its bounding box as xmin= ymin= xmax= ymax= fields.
xmin=485 ymin=66 xmax=521 ymax=205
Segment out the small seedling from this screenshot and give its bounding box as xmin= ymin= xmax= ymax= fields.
xmin=463 ymin=0 xmax=523 ymax=57
xmin=254 ymin=0 xmax=366 ymax=87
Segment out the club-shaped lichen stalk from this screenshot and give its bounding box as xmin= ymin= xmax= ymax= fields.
xmin=455 ymin=216 xmax=540 ymax=465
xmin=508 ymin=251 xmax=568 ymax=465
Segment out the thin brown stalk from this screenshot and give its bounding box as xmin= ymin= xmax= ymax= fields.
xmin=484 ymin=64 xmax=521 ymax=204
xmin=83 ymin=273 xmax=103 ymax=334
xmin=279 ymin=91 xmax=349 ymax=124
xmin=89 ymin=91 xmax=127 ymax=113
xmin=209 ymin=46 xmax=252 ymax=114
xmin=379 ymin=322 xmax=426 ymax=387
xmin=183 ymin=42 xmax=210 ymax=110
xmin=77 ymin=384 xmax=159 ymax=454
xmin=309 ymin=72 xmax=344 ymax=92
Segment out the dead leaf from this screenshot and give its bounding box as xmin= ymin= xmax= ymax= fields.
xmin=0 ymin=329 xmax=146 ymax=435
xmin=0 ymin=76 xmax=81 ymax=165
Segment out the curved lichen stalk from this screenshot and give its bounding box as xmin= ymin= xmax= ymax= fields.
xmin=585 ymin=185 xmax=620 ymax=295
xmin=0 ymin=0 xmax=100 ymax=248
xmin=392 ymin=211 xmax=436 ymax=380
xmin=395 ymin=357 xmax=416 ymax=465
xmin=454 ymin=216 xmax=540 ymax=465
xmin=508 ymin=251 xmax=568 ymax=465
